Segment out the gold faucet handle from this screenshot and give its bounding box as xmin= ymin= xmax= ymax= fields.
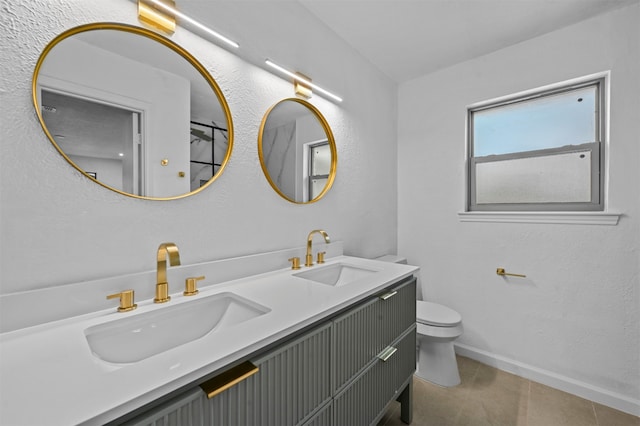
xmin=316 ymin=251 xmax=326 ymax=264
xmin=107 ymin=290 xmax=137 ymax=312
xmin=288 ymin=257 xmax=301 ymax=270
xmin=184 ymin=276 xmax=205 ymax=296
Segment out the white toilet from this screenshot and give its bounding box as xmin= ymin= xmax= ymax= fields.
xmin=376 ymin=254 xmax=464 ymax=387
xmin=416 ymin=300 xmax=463 ymax=387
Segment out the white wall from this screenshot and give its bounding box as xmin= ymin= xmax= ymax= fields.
xmin=0 ymin=1 xmax=398 ymax=293
xmin=398 ymin=4 xmax=639 ymax=414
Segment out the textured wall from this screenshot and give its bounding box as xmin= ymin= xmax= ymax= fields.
xmin=0 ymin=0 xmax=398 ymax=294
xmin=398 ymin=4 xmax=639 ymax=409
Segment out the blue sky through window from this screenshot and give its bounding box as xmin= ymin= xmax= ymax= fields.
xmin=473 ymin=86 xmax=597 ymax=157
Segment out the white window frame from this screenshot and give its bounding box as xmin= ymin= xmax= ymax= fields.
xmin=459 ymin=72 xmax=619 ymax=225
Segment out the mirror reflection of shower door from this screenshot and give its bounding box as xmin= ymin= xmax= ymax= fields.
xmin=308 ymin=141 xmax=330 ymax=200
xmin=39 ymin=90 xmax=144 ymax=195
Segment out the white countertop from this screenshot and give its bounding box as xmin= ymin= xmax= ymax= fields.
xmin=0 ymin=255 xmax=418 ymax=426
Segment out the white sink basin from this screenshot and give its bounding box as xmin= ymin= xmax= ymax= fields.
xmin=85 ymin=292 xmax=270 ymax=364
xmin=294 ymin=263 xmax=378 ymax=287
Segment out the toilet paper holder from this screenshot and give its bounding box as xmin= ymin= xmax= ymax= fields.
xmin=496 ymin=268 xmax=526 ymax=278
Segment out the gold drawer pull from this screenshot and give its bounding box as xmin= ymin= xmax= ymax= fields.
xmin=379 ymin=290 xmax=398 ymax=301
xmin=200 ymin=361 xmax=259 ymax=399
xmin=378 ymin=346 xmax=397 ymax=362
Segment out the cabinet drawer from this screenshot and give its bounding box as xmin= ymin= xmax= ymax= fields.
xmin=333 ymin=327 xmax=416 ymax=426
xmin=332 ymin=277 xmax=416 ymax=392
xmin=204 ymin=322 xmax=332 ymax=426
xmin=125 ymin=323 xmax=332 ymax=426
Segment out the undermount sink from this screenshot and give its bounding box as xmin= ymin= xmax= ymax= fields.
xmin=294 ymin=263 xmax=378 ymax=287
xmin=85 ymin=292 xmax=270 ymax=364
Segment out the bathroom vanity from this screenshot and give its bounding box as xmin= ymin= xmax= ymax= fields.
xmin=119 ymin=276 xmax=416 ymax=426
xmin=0 ymin=248 xmax=418 ymax=425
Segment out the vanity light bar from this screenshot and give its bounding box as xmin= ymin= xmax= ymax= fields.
xmin=147 ymin=0 xmax=239 ymax=48
xmin=265 ymin=60 xmax=343 ymax=103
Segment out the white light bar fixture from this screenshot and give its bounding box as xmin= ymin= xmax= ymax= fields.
xmin=141 ymin=0 xmax=239 ymax=48
xmin=266 ymin=60 xmax=343 ymax=103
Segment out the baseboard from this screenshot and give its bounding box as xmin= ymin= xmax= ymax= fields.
xmin=454 ymin=343 xmax=640 ymax=417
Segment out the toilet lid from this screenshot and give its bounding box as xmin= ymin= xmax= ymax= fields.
xmin=416 ymin=301 xmax=462 ymax=326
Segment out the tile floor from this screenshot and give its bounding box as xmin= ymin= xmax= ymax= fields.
xmin=379 ymin=356 xmax=640 ymax=426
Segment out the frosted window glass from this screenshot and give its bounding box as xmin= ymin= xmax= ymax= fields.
xmin=476 ymin=151 xmax=592 ymax=204
xmin=474 ymin=86 xmax=596 ymax=157
xmin=311 ymin=178 xmax=327 ymax=199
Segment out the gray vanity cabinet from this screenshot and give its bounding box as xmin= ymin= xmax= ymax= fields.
xmin=332 ymin=278 xmax=416 ymax=425
xmin=120 ymin=276 xmax=416 ymax=426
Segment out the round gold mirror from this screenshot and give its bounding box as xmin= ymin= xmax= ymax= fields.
xmin=33 ymin=23 xmax=233 ymax=200
xmin=258 ymin=98 xmax=337 ymax=203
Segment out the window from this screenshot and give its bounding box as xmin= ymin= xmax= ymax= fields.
xmin=308 ymin=141 xmax=331 ymax=200
xmin=467 ymin=77 xmax=605 ymax=212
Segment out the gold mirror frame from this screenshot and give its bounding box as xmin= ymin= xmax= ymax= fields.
xmin=32 ymin=22 xmax=234 ymax=200
xmin=258 ymin=98 xmax=337 ymax=204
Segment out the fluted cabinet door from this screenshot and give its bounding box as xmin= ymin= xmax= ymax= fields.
xmin=334 ymin=328 xmax=416 ymax=426
xmin=332 ymin=278 xmax=416 ymax=393
xmin=124 ymin=323 xmax=331 ymax=426
xmin=205 ymin=323 xmax=332 ymax=426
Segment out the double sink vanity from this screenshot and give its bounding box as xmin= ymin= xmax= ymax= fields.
xmin=0 ymin=239 xmax=418 ymax=425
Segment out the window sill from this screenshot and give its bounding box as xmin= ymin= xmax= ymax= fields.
xmin=457 ymin=211 xmax=620 ymax=225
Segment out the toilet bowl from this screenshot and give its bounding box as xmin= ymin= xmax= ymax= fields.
xmin=375 ymin=254 xmax=463 ymax=387
xmin=416 ymin=301 xmax=463 ymax=387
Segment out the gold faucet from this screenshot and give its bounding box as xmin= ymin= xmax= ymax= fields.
xmin=305 ymin=229 xmax=330 ymax=267
xmin=155 ymin=242 xmax=181 ymax=303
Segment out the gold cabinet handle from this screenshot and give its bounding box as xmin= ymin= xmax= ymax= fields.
xmin=378 ymin=346 xmax=397 ymax=362
xmin=106 ymin=289 xmax=137 ymax=312
xmin=496 ymin=268 xmax=526 ymax=278
xmin=316 ymin=251 xmax=326 ymax=264
xmin=184 ymin=276 xmax=205 ymax=296
xmin=200 ymin=361 xmax=259 ymax=399
xmin=288 ymin=257 xmax=301 ymax=270
xmin=379 ymin=290 xmax=398 ymax=301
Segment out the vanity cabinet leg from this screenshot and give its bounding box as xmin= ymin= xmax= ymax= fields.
xmin=397 ymin=377 xmax=413 ymax=424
